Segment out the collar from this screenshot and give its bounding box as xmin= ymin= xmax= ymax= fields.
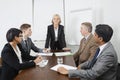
xmin=84 ymin=33 xmax=91 ymax=40
xmin=54 ymin=26 xmax=59 ymax=30
xmin=22 ymin=35 xmax=28 ymax=41
xmin=98 ymin=42 xmax=108 ymax=55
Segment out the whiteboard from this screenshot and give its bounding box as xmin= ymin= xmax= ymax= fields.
xmin=33 ymin=0 xmax=64 ymax=40
xmin=67 ymin=9 xmax=93 ymax=45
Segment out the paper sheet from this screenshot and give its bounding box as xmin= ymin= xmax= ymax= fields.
xmin=50 ymin=64 xmax=77 ymax=71
xmin=38 ymin=53 xmax=53 ymax=56
xmin=55 ymin=52 xmax=72 ymax=56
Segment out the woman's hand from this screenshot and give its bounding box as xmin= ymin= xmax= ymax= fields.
xmin=34 ymin=56 xmax=42 ymax=64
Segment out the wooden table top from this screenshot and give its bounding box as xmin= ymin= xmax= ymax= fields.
xmin=15 ymin=55 xmax=80 ymax=80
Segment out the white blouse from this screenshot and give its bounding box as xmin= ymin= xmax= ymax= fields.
xmin=54 ymin=27 xmax=59 ymax=41
xmin=11 ymin=45 xmax=22 ymax=63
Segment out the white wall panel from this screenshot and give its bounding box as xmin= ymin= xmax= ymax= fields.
xmin=67 ymin=9 xmax=93 ymax=45
xmin=65 ymin=0 xmax=93 ymax=45
xmin=0 ymin=0 xmax=32 ymax=54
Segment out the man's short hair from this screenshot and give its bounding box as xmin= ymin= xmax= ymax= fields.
xmin=95 ymin=24 xmax=113 ymax=42
xmin=20 ymin=24 xmax=31 ymax=31
xmin=6 ymin=28 xmax=22 ymax=42
xmin=81 ymin=22 xmax=92 ymax=32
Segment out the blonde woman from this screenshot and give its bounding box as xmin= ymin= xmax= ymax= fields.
xmin=45 ymin=14 xmax=66 ymax=51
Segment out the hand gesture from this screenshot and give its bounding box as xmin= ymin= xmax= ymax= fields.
xmin=34 ymin=56 xmax=42 ymax=64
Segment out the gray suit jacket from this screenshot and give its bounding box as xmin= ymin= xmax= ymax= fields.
xmin=20 ymin=38 xmax=42 ymax=61
xmin=69 ymin=42 xmax=118 ymax=80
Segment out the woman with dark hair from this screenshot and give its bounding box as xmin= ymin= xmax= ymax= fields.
xmin=0 ymin=28 xmax=42 ymax=80
xmin=44 ymin=14 xmax=67 ymax=51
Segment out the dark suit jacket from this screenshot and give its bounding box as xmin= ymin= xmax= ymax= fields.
xmin=45 ymin=24 xmax=66 ymax=50
xmin=73 ymin=34 xmax=98 ymax=65
xmin=20 ymin=38 xmax=42 ymax=61
xmin=69 ymin=42 xmax=118 ymax=80
xmin=1 ymin=43 xmax=35 ymax=80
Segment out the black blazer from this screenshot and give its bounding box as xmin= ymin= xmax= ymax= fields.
xmin=1 ymin=43 xmax=35 ymax=80
xmin=45 ymin=25 xmax=66 ymax=49
xmin=20 ymin=38 xmax=42 ymax=61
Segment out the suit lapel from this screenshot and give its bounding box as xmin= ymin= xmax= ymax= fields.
xmin=90 ymin=42 xmax=112 ymax=68
xmin=8 ymin=43 xmax=20 ymax=62
xmin=58 ymin=25 xmax=61 ymax=38
xmin=21 ymin=40 xmax=27 ymax=49
xmin=26 ymin=39 xmax=30 ymax=51
xmin=21 ymin=39 xmax=29 ymax=52
xmin=51 ymin=26 xmax=55 ymax=40
xmin=98 ymin=42 xmax=111 ymax=57
xmin=80 ymin=34 xmax=93 ymax=52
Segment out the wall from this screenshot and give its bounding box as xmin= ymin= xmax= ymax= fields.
xmin=0 ymin=0 xmax=32 ymax=54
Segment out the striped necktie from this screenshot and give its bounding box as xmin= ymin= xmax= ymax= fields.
xmin=89 ymin=48 xmax=100 ymax=68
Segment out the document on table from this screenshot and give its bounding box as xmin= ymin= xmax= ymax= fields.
xmin=50 ymin=64 xmax=77 ymax=71
xmin=54 ymin=52 xmax=73 ymax=56
xmin=38 ymin=53 xmax=53 ymax=56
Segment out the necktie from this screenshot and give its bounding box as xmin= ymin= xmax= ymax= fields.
xmin=25 ymin=40 xmax=28 ymax=49
xmin=83 ymin=38 xmax=86 ymax=44
xmin=89 ymin=48 xmax=100 ymax=68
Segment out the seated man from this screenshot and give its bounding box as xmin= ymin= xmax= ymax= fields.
xmin=73 ymin=22 xmax=98 ymax=66
xmin=58 ymin=24 xmax=118 ymax=80
xmin=20 ymin=23 xmax=43 ymax=61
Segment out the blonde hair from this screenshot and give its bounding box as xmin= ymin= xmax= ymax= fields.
xmin=52 ymin=14 xmax=61 ymax=24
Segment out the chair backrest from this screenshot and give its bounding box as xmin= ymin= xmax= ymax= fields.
xmin=117 ymin=63 xmax=120 ymax=80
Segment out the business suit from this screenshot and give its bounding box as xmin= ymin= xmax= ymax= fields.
xmin=69 ymin=42 xmax=118 ymax=80
xmin=20 ymin=38 xmax=42 ymax=61
xmin=1 ymin=43 xmax=35 ymax=80
xmin=45 ymin=24 xmax=66 ymax=50
xmin=73 ymin=34 xmax=98 ymax=65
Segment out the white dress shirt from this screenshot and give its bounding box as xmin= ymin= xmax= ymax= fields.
xmin=97 ymin=42 xmax=108 ymax=58
xmin=84 ymin=33 xmax=91 ymax=40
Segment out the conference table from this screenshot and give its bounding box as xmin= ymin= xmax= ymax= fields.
xmin=15 ymin=52 xmax=80 ymax=80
